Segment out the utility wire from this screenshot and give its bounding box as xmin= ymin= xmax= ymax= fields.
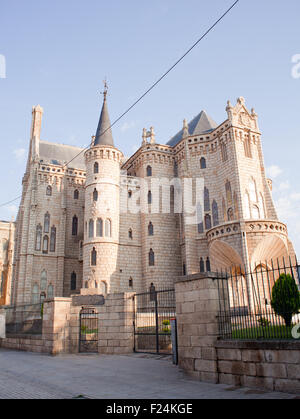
xmin=63 ymin=0 xmax=240 ymax=168
xmin=0 ymin=0 xmax=240 ymax=209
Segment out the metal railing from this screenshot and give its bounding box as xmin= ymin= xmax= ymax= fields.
xmin=216 ymin=256 xmax=300 ymax=340
xmin=4 ymin=303 xmax=43 ymax=335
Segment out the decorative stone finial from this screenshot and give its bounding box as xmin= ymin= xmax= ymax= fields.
xmin=150 ymin=127 xmax=155 ymax=144
xmin=237 ymin=97 xmax=245 ymax=105
xmin=182 ymin=119 xmax=189 ymax=139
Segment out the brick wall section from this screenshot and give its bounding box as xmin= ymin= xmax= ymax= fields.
xmin=98 ymin=293 xmax=135 ymax=355
xmin=216 ymin=340 xmax=300 ymax=394
xmin=175 ymin=274 xmax=221 ymax=384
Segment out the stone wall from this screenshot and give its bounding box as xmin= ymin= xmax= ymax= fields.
xmin=175 ymin=274 xmax=300 ymax=394
xmin=216 ymin=340 xmax=300 ymax=394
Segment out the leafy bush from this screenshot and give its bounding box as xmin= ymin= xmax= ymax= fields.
xmin=271 ymin=274 xmax=300 ymax=327
xmin=162 ymin=319 xmax=170 ymax=326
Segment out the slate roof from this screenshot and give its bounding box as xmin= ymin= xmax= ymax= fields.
xmin=94 ymin=96 xmax=114 ymax=147
xmin=167 ymin=110 xmax=218 ymax=147
xmin=39 ymin=141 xmax=86 ymax=170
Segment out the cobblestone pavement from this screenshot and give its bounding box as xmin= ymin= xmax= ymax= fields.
xmin=0 ymin=349 xmax=297 ymax=399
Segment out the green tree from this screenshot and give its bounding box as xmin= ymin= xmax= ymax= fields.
xmin=271 ymin=274 xmax=300 ymax=327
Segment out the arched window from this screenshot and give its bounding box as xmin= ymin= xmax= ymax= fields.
xmin=200 ymin=157 xmax=206 ymax=169
xmin=42 ymin=236 xmax=49 ymax=253
xmin=40 ymin=270 xmax=47 ymax=291
xmin=205 ymin=214 xmax=212 ymax=230
xmin=198 ymin=222 xmax=204 ymax=234
xmin=89 ymin=219 xmax=94 ymax=238
xmin=222 ymin=198 xmax=226 ymax=222
xmin=50 ymin=226 xmax=56 ymax=252
xmin=233 ymin=192 xmax=239 ymax=220
xmin=72 ymin=216 xmax=78 ymax=236
xmin=244 ymin=137 xmax=252 ymax=158
xmin=148 ymin=222 xmax=154 ymax=236
xmin=94 ymin=162 xmax=99 ymax=174
xmin=259 ymin=194 xmax=266 ymax=218
xmin=96 ymin=218 xmax=103 ymax=237
xmin=47 ymin=284 xmax=54 ymax=299
xmin=91 ymin=247 xmax=97 ymax=266
xmin=244 ymin=193 xmax=251 ymax=219
xmin=206 ymin=257 xmax=211 ymax=272
xmin=35 ymin=224 xmax=42 ymax=251
xmin=149 ymin=249 xmax=155 ymax=266
xmin=44 ymin=212 xmax=50 ymax=233
xmin=93 ymin=188 xmax=98 ymax=202
xmin=170 ymin=185 xmax=175 ymax=213
xmin=252 ymin=205 xmax=260 ymax=220
xmin=128 ymin=229 xmax=133 ymax=239
xmin=200 ymin=258 xmax=205 ymax=273
xmin=46 ymin=185 xmax=52 ymax=196
xmin=71 ymin=272 xmax=77 ymax=290
xmin=183 ymin=264 xmax=186 ymax=276
xmin=74 ymin=189 xmax=79 ymax=200
xmin=212 ymin=200 xmax=219 ymax=226
xmin=129 ymin=278 xmax=133 ymax=288
xmin=146 ymin=166 xmax=152 ymax=177
xmin=204 ymin=187 xmax=210 ymax=211
xmin=227 ymin=208 xmax=234 ymax=221
xmin=221 ymin=142 xmax=228 ymax=162
xmin=128 ymin=190 xmax=132 ymax=199
xmin=105 ymin=219 xmax=112 ymax=237
xmin=32 ymin=284 xmax=39 ymax=304
xmin=249 ymin=178 xmax=257 ymax=202
xmin=225 ymin=181 xmax=233 ymax=206
xmin=148 ymin=191 xmax=152 ymax=204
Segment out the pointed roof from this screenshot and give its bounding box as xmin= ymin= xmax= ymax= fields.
xmin=167 ymin=110 xmax=218 ymax=147
xmin=94 ymin=92 xmax=114 ymax=147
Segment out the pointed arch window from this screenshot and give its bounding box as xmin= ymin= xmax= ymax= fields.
xmin=146 ymin=166 xmax=152 ymax=177
xmin=91 ymin=247 xmax=97 ymax=266
xmin=105 ymin=219 xmax=112 ymax=237
xmin=148 ymin=222 xmax=154 ymax=236
xmin=44 ymin=212 xmax=50 ymax=233
xmin=96 ymin=218 xmax=103 ymax=237
xmin=259 ymin=194 xmax=266 ymax=219
xmin=225 ymin=181 xmax=233 ymax=207
xmin=204 ymin=214 xmax=212 ymax=230
xmin=212 ymin=200 xmax=219 ymax=226
xmin=74 ymin=189 xmax=79 ymax=200
xmin=40 ymin=270 xmax=47 ymax=291
xmin=72 ymin=215 xmax=78 ymax=236
xmin=244 ymin=136 xmax=252 ymax=158
xmin=129 ymin=277 xmax=133 ymax=288
xmin=149 ymin=249 xmax=155 ymax=266
xmin=249 ymin=178 xmax=257 ymax=202
xmin=206 ymin=257 xmax=211 ymax=272
xmin=42 ymin=236 xmax=49 ymax=253
xmin=32 ymin=284 xmax=39 ymax=304
xmin=204 ymin=187 xmax=210 ymax=211
xmin=227 ymin=208 xmax=234 ymax=221
xmin=252 ymin=205 xmax=260 ymax=220
xmin=200 ymin=157 xmax=206 ymax=169
xmin=128 ymin=229 xmax=133 ymax=239
xmin=198 ymin=222 xmax=204 ymax=234
xmin=244 ymin=193 xmax=251 ymax=219
xmin=35 ymin=224 xmax=42 ymax=251
xmin=71 ymin=272 xmax=77 ymax=290
xmin=93 ymin=188 xmax=98 ymax=202
xmin=221 ymin=142 xmax=228 ymax=162
xmin=148 ymin=191 xmax=152 ymax=205
xmin=89 ymin=219 xmax=94 ymax=238
xmin=46 ymin=185 xmax=52 ymax=196
xmin=94 ymin=162 xmax=99 ymax=174
xmin=50 ymin=226 xmax=56 ymax=252
xmin=200 ymin=258 xmax=205 ymax=273
xmin=47 ymin=284 xmax=54 ymax=299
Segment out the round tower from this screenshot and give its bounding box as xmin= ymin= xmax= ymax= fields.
xmin=83 ymin=86 xmax=123 ymax=295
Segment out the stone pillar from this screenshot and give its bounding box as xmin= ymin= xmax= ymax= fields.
xmin=175 ymin=274 xmax=224 ymax=383
xmin=42 ymin=297 xmax=72 ymax=355
xmin=98 ymin=293 xmax=135 ymax=354
xmin=0 ymin=309 xmax=5 ymax=338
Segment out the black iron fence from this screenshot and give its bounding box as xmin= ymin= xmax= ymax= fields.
xmin=216 ymin=256 xmax=300 ymax=340
xmin=4 ymin=303 xmax=43 ymax=335
xmin=133 ymin=288 xmax=176 ymax=354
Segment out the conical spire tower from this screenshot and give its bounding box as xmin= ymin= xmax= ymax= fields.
xmin=94 ymin=81 xmax=114 ymax=147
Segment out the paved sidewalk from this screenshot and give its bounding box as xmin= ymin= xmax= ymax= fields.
xmin=0 ymin=349 xmax=297 ymax=399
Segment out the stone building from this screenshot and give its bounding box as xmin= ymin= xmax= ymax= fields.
xmin=0 ymin=221 xmax=15 ymax=306
xmin=8 ymin=91 xmax=296 ymax=306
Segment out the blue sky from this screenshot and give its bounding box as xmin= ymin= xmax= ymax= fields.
xmin=0 ymin=0 xmax=299 ymax=255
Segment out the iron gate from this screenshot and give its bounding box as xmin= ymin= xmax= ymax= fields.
xmin=79 ymin=307 xmax=98 ymax=353
xmin=133 ymin=288 xmax=176 ymax=355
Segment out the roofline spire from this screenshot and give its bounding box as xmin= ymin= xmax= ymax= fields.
xmin=94 ymin=79 xmax=114 ymax=147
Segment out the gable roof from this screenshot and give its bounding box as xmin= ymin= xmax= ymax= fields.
xmin=39 ymin=141 xmax=86 ymax=170
xmin=167 ymin=110 xmax=218 ymax=147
